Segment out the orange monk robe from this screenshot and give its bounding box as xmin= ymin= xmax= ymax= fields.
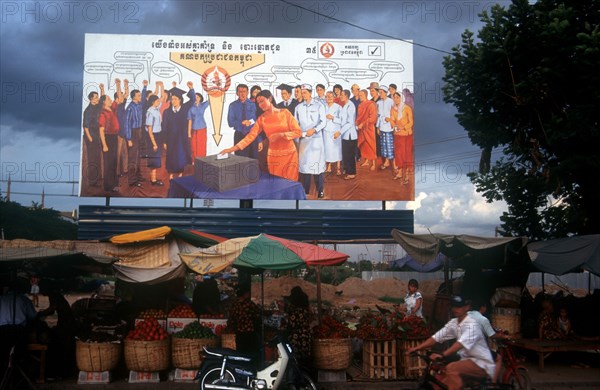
xmin=391 ymin=104 xmax=414 ymax=169
xmin=236 ymin=109 xmax=302 ymax=181
xmin=356 ymin=100 xmax=378 ymax=160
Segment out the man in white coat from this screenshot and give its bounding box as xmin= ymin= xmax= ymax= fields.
xmin=295 ymin=84 xmax=327 ymax=198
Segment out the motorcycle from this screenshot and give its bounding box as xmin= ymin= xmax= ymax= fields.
xmin=197 ymin=334 xmax=317 ymax=390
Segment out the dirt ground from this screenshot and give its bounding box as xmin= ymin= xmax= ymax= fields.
xmin=247 ymin=276 xmax=443 ymax=320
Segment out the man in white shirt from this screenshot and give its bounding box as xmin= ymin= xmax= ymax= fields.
xmin=408 ymin=295 xmax=495 ymax=390
xmin=376 ymin=85 xmax=394 ymax=170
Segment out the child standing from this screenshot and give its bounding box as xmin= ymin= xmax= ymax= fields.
xmin=30 ymin=275 xmax=40 ymax=307
xmin=404 ymin=278 xmax=423 ymax=318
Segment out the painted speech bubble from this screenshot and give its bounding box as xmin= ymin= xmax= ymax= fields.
xmin=329 ymin=68 xmax=379 ymax=82
xmin=84 ymin=62 xmax=114 ymax=86
xmin=297 ymin=58 xmax=339 ymax=81
xmin=151 ymin=61 xmax=183 ymax=83
xmin=114 ymin=51 xmax=154 ymax=62
xmin=244 ymin=73 xmax=277 ymax=83
xmin=114 ymin=51 xmax=154 ymax=81
xmin=271 ymin=65 xmax=303 ymax=81
xmin=113 ymin=62 xmax=145 ymax=81
xmin=369 ymin=61 xmax=405 ymax=80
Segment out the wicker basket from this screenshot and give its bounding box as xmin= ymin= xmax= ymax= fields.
xmin=221 ymin=333 xmax=236 ymax=349
xmin=312 ymin=338 xmax=352 ymax=370
xmin=124 ymin=338 xmax=170 ymax=372
xmin=172 ymin=337 xmax=219 ymax=369
xmin=492 ymin=313 xmax=521 ymax=337
xmin=76 ymin=340 xmax=121 ymax=372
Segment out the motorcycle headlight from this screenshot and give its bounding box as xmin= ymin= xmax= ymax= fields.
xmin=255 ymin=379 xmax=267 ymax=389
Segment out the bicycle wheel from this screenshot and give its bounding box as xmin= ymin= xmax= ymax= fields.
xmin=504 ymin=367 xmax=531 ymax=390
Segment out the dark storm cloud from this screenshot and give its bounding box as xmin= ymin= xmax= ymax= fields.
xmin=1 ymin=0 xmax=491 ymax=144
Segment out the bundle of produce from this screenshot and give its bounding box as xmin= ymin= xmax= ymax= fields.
xmin=355 ymin=311 xmax=396 ymax=341
xmin=312 ymin=315 xmax=354 ymax=339
xmin=393 ymin=313 xmax=430 ymax=339
xmin=172 ymin=321 xmax=217 ymax=339
xmin=138 ymin=308 xmax=167 ymax=319
xmin=77 ymin=330 xmax=122 ymax=343
xmin=199 ymin=313 xmax=226 ymax=319
xmin=168 ymin=304 xmax=196 ymax=318
xmin=127 ymin=318 xmax=168 ymax=341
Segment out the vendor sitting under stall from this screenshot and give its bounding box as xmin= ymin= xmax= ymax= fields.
xmin=37 ymin=287 xmax=78 ymax=379
xmin=192 ymin=275 xmax=221 ymax=316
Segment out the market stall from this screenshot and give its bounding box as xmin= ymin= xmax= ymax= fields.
xmin=180 ymin=233 xmax=350 ymax=370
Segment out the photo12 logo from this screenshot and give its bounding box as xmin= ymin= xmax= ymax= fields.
xmin=1 ymin=1 xmax=140 ymax=24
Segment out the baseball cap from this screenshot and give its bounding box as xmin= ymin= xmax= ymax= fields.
xmin=300 ymin=83 xmax=312 ymax=91
xmin=450 ymin=295 xmax=470 ymax=307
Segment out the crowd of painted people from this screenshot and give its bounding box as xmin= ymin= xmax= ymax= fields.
xmin=82 ymin=79 xmax=414 ymax=198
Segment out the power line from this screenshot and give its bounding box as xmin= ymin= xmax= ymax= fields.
xmin=0 ymin=180 xmax=77 ymax=184
xmin=279 ymin=0 xmax=453 ymax=55
xmin=415 ymin=135 xmax=469 ymax=147
xmin=5 ymin=191 xmax=79 ymax=197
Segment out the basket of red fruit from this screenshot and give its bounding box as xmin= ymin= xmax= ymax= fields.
xmin=311 ymin=315 xmax=354 ymax=370
xmin=124 ymin=318 xmax=170 ymax=372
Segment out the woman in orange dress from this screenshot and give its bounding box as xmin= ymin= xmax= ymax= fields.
xmin=391 ymin=91 xmax=414 ymax=183
xmin=355 ymin=89 xmax=378 ymax=171
xmin=220 ymin=90 xmax=302 ymax=181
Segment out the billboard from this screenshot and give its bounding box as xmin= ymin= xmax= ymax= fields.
xmin=80 ymin=34 xmax=414 ymax=201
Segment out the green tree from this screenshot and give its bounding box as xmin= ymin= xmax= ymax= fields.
xmin=0 ymin=198 xmax=77 ymax=240
xmin=443 ymin=0 xmax=600 ymax=240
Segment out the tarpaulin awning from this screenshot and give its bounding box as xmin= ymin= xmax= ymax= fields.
xmin=389 ymin=253 xmax=453 ymax=272
xmin=391 ymin=229 xmax=529 ymax=269
xmin=528 ymin=234 xmax=600 ymax=276
xmin=179 ymin=233 xmax=349 ymax=275
xmin=0 ymin=227 xmax=229 ymax=283
xmin=108 ymin=226 xmax=227 ymax=247
xmin=108 ymin=227 xmax=228 ymax=283
xmin=0 ymin=243 xmax=116 ymax=278
xmin=109 ymin=226 xmax=172 ymax=244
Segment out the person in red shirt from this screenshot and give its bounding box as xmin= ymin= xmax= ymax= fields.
xmin=98 ymin=94 xmax=121 ymax=193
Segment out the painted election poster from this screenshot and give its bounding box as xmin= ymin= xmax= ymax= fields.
xmin=80 ymin=34 xmax=414 ymax=201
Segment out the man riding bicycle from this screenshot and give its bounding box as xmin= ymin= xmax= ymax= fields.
xmin=407 ymin=296 xmax=496 ymax=390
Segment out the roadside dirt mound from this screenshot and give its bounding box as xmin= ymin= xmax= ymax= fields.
xmin=250 ymin=276 xmax=443 ymax=312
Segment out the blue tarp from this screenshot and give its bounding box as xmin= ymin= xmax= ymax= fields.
xmin=389 ymin=253 xmax=453 ymax=272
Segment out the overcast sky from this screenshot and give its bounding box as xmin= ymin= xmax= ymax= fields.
xmin=0 ymin=0 xmax=511 ymax=243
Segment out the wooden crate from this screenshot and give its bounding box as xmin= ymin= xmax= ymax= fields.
xmin=398 ymin=337 xmax=428 ymax=379
xmin=362 ymin=339 xmax=397 ymax=379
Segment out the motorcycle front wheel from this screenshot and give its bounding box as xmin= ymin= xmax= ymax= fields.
xmin=286 ymin=370 xmax=317 ymax=390
xmin=199 ymin=366 xmax=239 ymax=390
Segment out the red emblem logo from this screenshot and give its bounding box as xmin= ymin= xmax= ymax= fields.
xmin=320 ymin=42 xmax=334 ymax=58
xmin=201 ymin=65 xmax=231 ymax=97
